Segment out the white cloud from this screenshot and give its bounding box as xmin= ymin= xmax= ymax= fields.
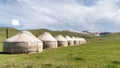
xmin=10 ymin=19 xmax=20 ymax=26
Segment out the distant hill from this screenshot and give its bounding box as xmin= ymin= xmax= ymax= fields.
xmin=29 ymin=29 xmax=93 ymax=39
xmin=0 ymin=27 xmax=20 ymax=38
xmin=0 ymin=27 xmax=94 ymax=41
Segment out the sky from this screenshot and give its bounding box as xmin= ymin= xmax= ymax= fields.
xmin=0 ymin=0 xmax=120 ymax=32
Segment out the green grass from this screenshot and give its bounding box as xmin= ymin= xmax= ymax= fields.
xmin=0 ymin=41 xmax=120 ymax=68
xmin=0 ymin=27 xmax=120 ymax=68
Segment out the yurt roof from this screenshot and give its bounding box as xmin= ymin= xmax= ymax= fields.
xmin=79 ymin=38 xmax=86 ymax=41
xmin=71 ymin=37 xmax=77 ymax=40
xmin=5 ymin=31 xmax=42 ymax=42
xmin=55 ymin=35 xmax=67 ymax=41
xmin=38 ymin=32 xmax=57 ymax=41
xmin=76 ymin=37 xmax=80 ymax=40
xmin=65 ymin=36 xmax=73 ymax=41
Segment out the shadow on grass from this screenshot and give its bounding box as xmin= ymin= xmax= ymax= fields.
xmin=0 ymin=52 xmax=4 ymax=54
xmin=0 ymin=52 xmax=17 ymax=55
xmin=0 ymin=52 xmax=29 ymax=55
xmin=67 ymin=54 xmax=84 ymax=61
xmin=107 ymin=61 xmax=120 ymax=68
xmin=42 ymin=63 xmax=53 ymax=68
xmin=107 ymin=64 xmax=117 ymax=68
xmin=112 ymin=61 xmax=120 ymax=65
xmin=26 ymin=65 xmax=32 ymax=68
xmin=74 ymin=56 xmax=84 ymax=61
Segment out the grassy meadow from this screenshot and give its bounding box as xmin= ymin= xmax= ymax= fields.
xmin=0 ymin=27 xmax=120 ymax=68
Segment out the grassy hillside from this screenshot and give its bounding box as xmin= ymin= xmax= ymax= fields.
xmin=0 ymin=27 xmax=120 ymax=68
xmin=0 ymin=27 xmax=19 ymax=41
xmin=0 ymin=27 xmax=92 ymax=42
xmin=29 ymin=29 xmax=93 ymax=39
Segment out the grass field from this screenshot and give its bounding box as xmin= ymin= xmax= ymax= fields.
xmin=0 ymin=28 xmax=120 ymax=68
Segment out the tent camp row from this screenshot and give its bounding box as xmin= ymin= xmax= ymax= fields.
xmin=3 ymin=31 xmax=86 ymax=54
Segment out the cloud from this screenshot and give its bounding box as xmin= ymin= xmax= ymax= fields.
xmin=10 ymin=19 xmax=20 ymax=26
xmin=0 ymin=0 xmax=120 ymax=32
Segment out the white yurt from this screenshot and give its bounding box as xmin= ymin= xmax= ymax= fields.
xmin=3 ymin=31 xmax=43 ymax=54
xmin=76 ymin=37 xmax=80 ymax=44
xmin=55 ymin=35 xmax=68 ymax=47
xmin=65 ymin=36 xmax=74 ymax=46
xmin=38 ymin=32 xmax=57 ymax=49
xmin=79 ymin=38 xmax=86 ymax=44
xmin=71 ymin=37 xmax=79 ymax=45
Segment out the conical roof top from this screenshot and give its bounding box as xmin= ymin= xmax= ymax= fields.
xmin=55 ymin=35 xmax=67 ymax=41
xmin=79 ymin=38 xmax=86 ymax=41
xmin=71 ymin=36 xmax=77 ymax=40
xmin=38 ymin=32 xmax=57 ymax=41
xmin=76 ymin=37 xmax=80 ymax=40
xmin=5 ymin=31 xmax=42 ymax=42
xmin=65 ymin=36 xmax=73 ymax=41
